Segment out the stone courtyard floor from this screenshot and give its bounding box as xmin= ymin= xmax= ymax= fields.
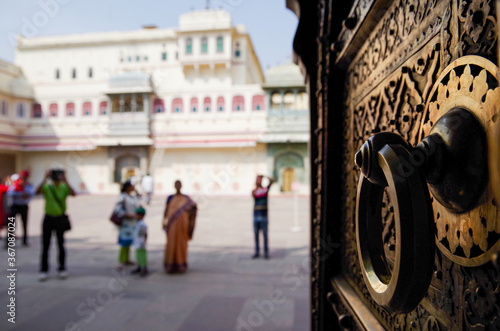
xmin=0 ymin=194 xmax=310 ymax=331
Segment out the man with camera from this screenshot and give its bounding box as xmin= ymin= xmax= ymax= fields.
xmin=251 ymin=175 xmax=274 ymax=259
xmin=35 ymin=169 xmax=76 ymax=281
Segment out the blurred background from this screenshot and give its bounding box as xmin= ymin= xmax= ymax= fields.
xmin=0 ymin=0 xmax=310 ymax=198
xmin=0 ymin=1 xmax=311 ymax=330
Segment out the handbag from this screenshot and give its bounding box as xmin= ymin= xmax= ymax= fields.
xmin=60 ymin=214 xmax=71 ymax=232
xmin=48 ymin=185 xmax=71 ymax=232
xmin=110 ymin=197 xmax=125 ymax=226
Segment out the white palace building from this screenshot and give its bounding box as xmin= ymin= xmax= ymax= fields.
xmin=0 ymin=9 xmax=309 ymax=196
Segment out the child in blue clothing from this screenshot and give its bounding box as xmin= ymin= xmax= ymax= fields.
xmin=131 ymin=207 xmax=148 ymax=277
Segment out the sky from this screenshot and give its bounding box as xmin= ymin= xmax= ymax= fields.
xmin=0 ymin=0 xmax=298 ymax=74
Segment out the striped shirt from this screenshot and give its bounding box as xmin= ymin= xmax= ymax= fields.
xmin=254 ymin=187 xmax=269 ymax=213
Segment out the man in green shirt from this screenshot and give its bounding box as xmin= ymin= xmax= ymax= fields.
xmin=35 ymin=169 xmax=76 ymax=281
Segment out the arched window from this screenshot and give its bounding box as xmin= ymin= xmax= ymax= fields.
xmin=99 ymin=101 xmax=108 ymax=115
xmin=16 ymin=103 xmax=25 ymax=118
xmin=252 ymin=95 xmax=265 ymax=111
xmin=66 ymin=102 xmax=75 ymax=117
xmin=201 ymin=37 xmax=208 ymax=54
xmin=172 ymin=98 xmax=183 ymax=113
xmin=111 ymin=96 xmax=120 ymax=113
xmin=153 ymin=98 xmax=165 ymax=113
xmin=271 ymin=92 xmax=282 ymax=109
xmin=135 ymin=94 xmax=144 ymax=112
xmin=72 ymin=68 xmax=77 ymax=79
xmin=49 ymin=103 xmax=58 ymax=117
xmin=217 ymin=96 xmax=225 ymax=112
xmin=284 ymin=92 xmax=294 ymax=109
xmin=82 ymin=101 xmax=92 ymax=116
xmin=217 ymin=36 xmax=223 ymax=53
xmin=1 ymin=100 xmax=8 ymax=116
xmin=235 ymin=42 xmax=241 ymax=58
xmin=297 ymin=92 xmax=309 ymax=110
xmin=32 ymin=103 xmax=42 ymax=118
xmin=186 ymin=38 xmax=193 ymax=55
xmin=55 ymin=69 xmax=60 ymax=80
xmin=203 ymin=97 xmax=211 ymax=112
xmin=114 ymin=154 xmax=140 ymax=183
xmin=232 ymin=95 xmax=245 ymax=111
xmin=274 ymin=152 xmax=305 ymax=192
xmin=123 ymin=95 xmax=132 ymax=112
xmin=191 ymin=97 xmax=198 ymax=112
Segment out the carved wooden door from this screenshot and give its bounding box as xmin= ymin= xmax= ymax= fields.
xmin=283 ymin=168 xmax=295 ymax=192
xmin=288 ymin=0 xmax=500 ymax=329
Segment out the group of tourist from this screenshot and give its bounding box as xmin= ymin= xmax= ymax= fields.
xmin=114 ymin=179 xmax=197 ymax=276
xmin=0 ymin=170 xmax=274 ymax=281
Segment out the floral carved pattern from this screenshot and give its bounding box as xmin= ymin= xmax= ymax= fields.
xmin=334 ymin=0 xmax=500 ymax=330
xmin=345 ymin=0 xmax=447 ymax=105
xmin=343 ymin=42 xmax=443 ymax=329
xmin=456 ymin=0 xmax=497 ymax=60
xmin=463 ymin=268 xmax=500 ymax=329
xmin=420 ymin=56 xmax=500 ymax=266
xmin=351 ymin=47 xmax=436 ymax=146
xmin=336 ymin=0 xmax=376 ymax=56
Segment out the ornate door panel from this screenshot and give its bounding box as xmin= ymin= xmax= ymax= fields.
xmin=289 ymin=0 xmax=500 ymax=330
xmin=336 ymin=0 xmax=498 ymax=329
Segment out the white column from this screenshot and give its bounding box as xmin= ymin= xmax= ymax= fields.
xmin=131 ymin=94 xmax=137 ymax=112
xmin=293 ymin=90 xmax=298 ymax=110
xmin=143 ymin=93 xmax=150 ymax=116
xmin=119 ymin=95 xmax=124 ymax=113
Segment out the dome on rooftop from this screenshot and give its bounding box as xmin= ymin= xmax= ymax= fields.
xmin=264 ymin=62 xmax=304 ymax=88
xmin=9 ymin=76 xmax=33 ymax=99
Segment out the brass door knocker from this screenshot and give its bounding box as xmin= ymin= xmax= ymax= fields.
xmin=355 ymin=132 xmax=435 ymax=314
xmin=355 ymin=106 xmax=488 ymax=313
xmin=421 ymin=56 xmax=498 ymax=266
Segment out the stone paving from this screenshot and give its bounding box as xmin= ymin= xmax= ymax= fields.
xmin=0 ymin=194 xmax=310 ymax=331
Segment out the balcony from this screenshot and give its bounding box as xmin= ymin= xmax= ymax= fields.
xmin=262 ymin=88 xmax=310 ymax=142
xmin=265 ymin=108 xmax=309 ymax=143
xmin=179 ymin=54 xmax=231 ymax=71
xmin=102 ymin=72 xmax=153 ymax=144
xmin=106 ymin=71 xmax=153 ymax=95
xmin=108 ymin=112 xmax=150 ymax=136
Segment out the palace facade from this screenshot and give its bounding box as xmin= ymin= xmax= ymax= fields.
xmin=1 ymin=9 xmax=309 ymax=196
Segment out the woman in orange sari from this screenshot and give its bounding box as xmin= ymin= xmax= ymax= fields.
xmin=162 ymin=180 xmax=197 ymax=273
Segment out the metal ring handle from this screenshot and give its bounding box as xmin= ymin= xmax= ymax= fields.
xmin=356 ymin=143 xmax=434 ymax=313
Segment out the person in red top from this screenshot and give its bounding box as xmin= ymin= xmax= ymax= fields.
xmin=0 ymin=180 xmax=9 ymax=228
xmin=7 ymin=170 xmax=35 ymax=246
xmin=0 ymin=176 xmax=11 ymax=249
xmin=251 ymin=175 xmax=274 ymax=259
